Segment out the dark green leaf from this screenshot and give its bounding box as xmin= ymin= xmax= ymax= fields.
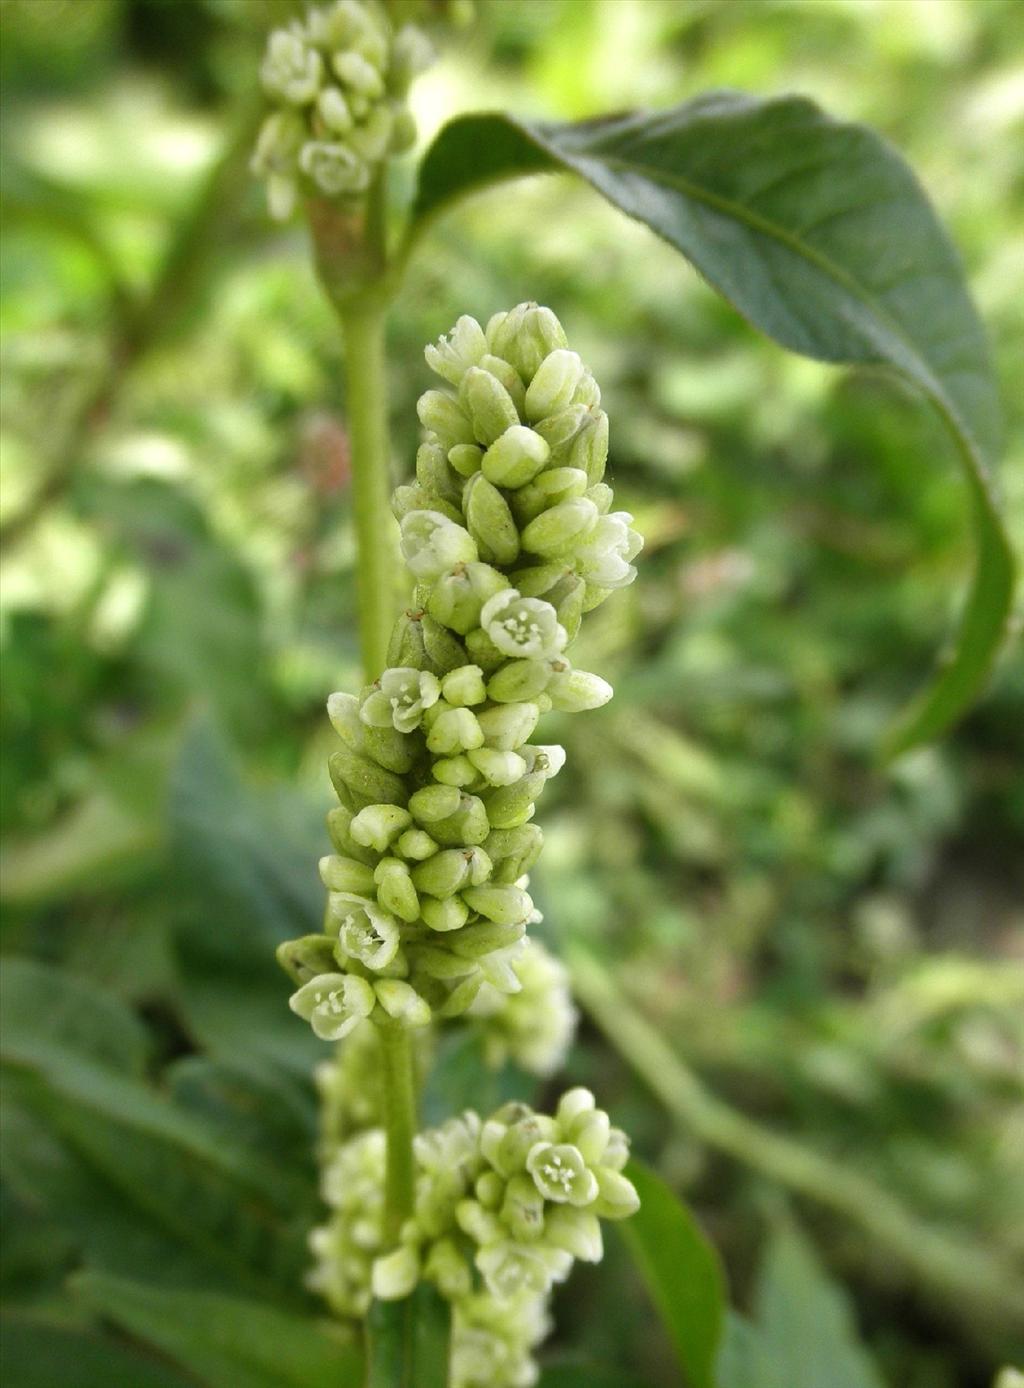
xmin=412 ymin=97 xmax=1015 ymax=752
xmin=366 ymin=1286 xmax=450 ymax=1388
xmin=0 ymin=1314 xmax=193 ymax=1388
xmin=74 ymin=1272 xmax=362 ymax=1388
xmin=716 ymin=1226 xmax=886 ymax=1388
xmin=539 ymin=1363 xmax=649 ymax=1388
xmin=617 ymin=1159 xmax=726 ymax=1388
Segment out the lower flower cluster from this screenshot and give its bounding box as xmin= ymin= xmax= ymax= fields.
xmin=308 ymin=1077 xmax=638 ymax=1387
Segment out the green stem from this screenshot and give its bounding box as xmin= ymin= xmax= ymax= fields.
xmin=339 ymin=300 xmax=399 ymax=682
xmin=380 ymin=1026 xmax=417 ymax=1244
xmin=568 ymin=945 xmax=1024 ymax=1348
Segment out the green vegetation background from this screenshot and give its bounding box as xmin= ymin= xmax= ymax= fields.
xmin=1 ymin=2 xmax=1021 ymax=1386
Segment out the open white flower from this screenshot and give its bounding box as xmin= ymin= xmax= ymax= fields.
xmin=360 ymin=666 xmax=441 ymax=733
xmin=400 ymin=510 xmax=478 ymax=580
xmin=573 ymin=511 xmax=643 ymax=590
xmin=261 ymin=28 xmax=323 ymax=104
xmin=480 ymin=589 xmax=567 ymax=660
xmin=289 ymin=972 xmax=375 ymax=1040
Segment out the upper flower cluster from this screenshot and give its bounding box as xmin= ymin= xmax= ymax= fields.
xmin=278 ymin=304 xmax=641 ymax=1035
xmin=278 ymin=304 xmax=642 ymax=1035
xmin=252 ymin=0 xmax=432 ymax=219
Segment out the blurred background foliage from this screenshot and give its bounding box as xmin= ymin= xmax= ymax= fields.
xmin=1 ymin=2 xmax=1022 ymax=1386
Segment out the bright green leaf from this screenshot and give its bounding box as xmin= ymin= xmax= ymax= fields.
xmin=411 ymin=97 xmax=1015 ymax=753
xmin=617 ymin=1159 xmax=726 ymax=1388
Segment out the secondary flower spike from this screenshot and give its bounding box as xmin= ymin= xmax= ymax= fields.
xmin=278 ymin=303 xmax=643 ymax=1030
xmin=252 ymin=0 xmax=432 ymax=219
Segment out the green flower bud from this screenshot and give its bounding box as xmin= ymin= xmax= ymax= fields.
xmin=526 ymin=1142 xmax=597 ymax=1206
xmin=276 ymin=933 xmax=337 ymax=985
xmin=502 ymin=1173 xmax=545 ymax=1241
xmin=387 ymin=609 xmax=428 ymax=669
xmin=462 ymin=883 xmax=533 ymax=927
xmin=327 ymin=691 xmax=364 ymax=749
xmin=420 ymin=614 xmax=470 ymax=674
xmin=348 ymin=105 xmax=394 ymax=163
xmin=602 ymin=1128 xmax=630 ymax=1172
xmin=374 ymin=977 xmax=431 ymax=1027
xmin=475 ymin=1170 xmax=505 ymax=1209
xmin=481 ymin=426 xmax=550 ymax=488
xmin=573 ymin=369 xmax=601 ymax=409
xmin=431 ymin=754 xmax=478 ymax=788
xmin=329 ymin=748 xmax=408 ymax=810
xmin=411 ymin=847 xmax=471 ymax=898
xmin=333 ymin=49 xmax=385 ymax=98
xmin=482 ymin=772 xmax=547 ymax=829
xmin=416 ymin=440 xmax=462 ymax=503
xmin=586 ymin=481 xmax=614 ymax=514
xmin=456 ymin=1198 xmax=504 ymax=1247
xmin=417 ymin=390 xmax=476 ymax=446
xmin=569 ymin=1110 xmax=611 ymax=1165
xmin=424 ymin=314 xmax=487 ymax=386
xmin=350 ymin=802 xmax=412 ymax=852
xmin=511 ymin=467 xmax=589 ymax=527
xmin=570 ymin=410 xmax=609 ymax=484
xmin=299 ymin=140 xmax=370 ymax=195
xmin=464 ymin=474 xmax=520 ymax=567
xmin=395 ymin=827 xmax=438 ymax=861
xmin=555 ymin=1087 xmax=596 ymax=1129
xmin=420 ymin=894 xmax=471 ymax=932
xmin=478 ymin=353 xmax=526 ymax=413
xmin=329 ymin=893 xmax=401 ymax=970
xmin=319 ymin=854 xmax=376 ymax=894
xmin=547 ymin=666 xmax=613 ymax=712
xmin=441 ymin=664 xmax=487 ymax=707
xmin=423 ymin=1237 xmax=472 ymax=1300
xmin=544 ymin=1206 xmax=603 ymax=1262
xmin=460 ymin=366 xmax=520 ymax=446
xmin=426 ymin=562 xmax=508 ymax=635
xmin=289 ymin=972 xmax=375 ymax=1041
xmin=488 ymin=304 xmax=568 ymax=382
xmin=509 ymin=562 xmax=566 ymax=598
xmin=261 ymin=28 xmax=323 ymax=104
xmin=360 ymin=666 xmax=441 ymax=734
xmin=426 ymin=706 xmax=485 ymax=756
xmin=401 ymin=510 xmax=477 ymax=581
xmin=494 ymin=1114 xmax=559 ymax=1176
xmin=592 ymin=1166 xmax=640 ymax=1219
xmin=447 ymin=443 xmax=483 ymax=477
xmin=316 ymin=85 xmax=353 ymax=132
xmin=373 ymin=857 xmax=420 ymax=922
xmin=467 ymin=747 xmax=527 ymax=787
xmin=524 ymin=349 xmax=584 ymax=422
xmin=477 ymin=701 xmax=541 ymax=751
xmin=327 ymin=805 xmax=377 ymax=865
xmin=409 ymin=783 xmax=462 ymax=823
xmin=533 ymin=403 xmax=589 ymax=458
xmin=391 ymin=482 xmax=462 ymax=525
xmin=427 ymin=793 xmax=491 ymax=847
xmin=521 ymin=497 xmax=599 ymax=558
xmin=486 ymin=658 xmax=552 ymax=704
xmin=361 ymin=722 xmax=414 ymax=775
xmin=449 ymin=918 xmax=525 ymax=958
xmin=483 ymin=824 xmax=544 ymax=877
xmin=480 ymin=589 xmax=566 ymax=661
xmin=464 ymin=626 xmax=506 ymax=674
xmin=372 ymin=1243 xmax=420 ymax=1300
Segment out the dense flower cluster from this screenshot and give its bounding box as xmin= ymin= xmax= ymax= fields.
xmin=278 ymin=303 xmax=642 ymax=1031
xmin=252 ymin=0 xmax=431 ymax=219
xmin=309 ymin=1087 xmax=638 ymax=1386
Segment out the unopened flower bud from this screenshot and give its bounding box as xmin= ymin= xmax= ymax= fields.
xmin=374 ymin=977 xmax=431 ymax=1027
xmin=481 ymin=426 xmax=550 ymax=488
xmin=421 ymin=894 xmax=470 ymax=932
xmin=467 ymin=747 xmax=527 ymax=786
xmin=488 ymin=304 xmax=568 ymax=381
xmin=486 ymin=658 xmax=553 ymax=703
xmin=482 ymin=772 xmax=546 ymax=829
xmin=333 ymin=49 xmax=385 ymax=98
xmin=449 ymin=918 xmax=526 ymax=958
xmin=521 ymin=497 xmax=599 ymax=558
xmin=460 ymin=367 xmax=520 ymax=445
xmin=411 ymin=847 xmax=471 ymax=898
xmin=464 ymin=474 xmax=520 ymax=567
xmin=420 ymin=614 xmax=469 ymax=674
xmin=524 ymin=349 xmax=584 ymax=422
xmin=317 ymin=85 xmax=353 ymax=132
xmin=462 ymin=883 xmax=533 ymax=926
xmin=502 ymin=1173 xmax=545 ymax=1241
xmin=426 ymin=706 xmax=485 ymax=756
xmin=570 ymin=410 xmax=610 ymax=484
xmin=329 ymin=747 xmax=408 ymax=809
xmin=409 ymin=783 xmax=461 ymax=823
xmin=417 ymin=390 xmax=476 ymax=447
xmin=478 ymin=353 xmax=526 ymax=413
xmin=428 ymin=794 xmax=491 ymax=848
xmin=431 ymin=754 xmax=478 ymax=788
xmin=476 ymin=701 xmax=541 ymax=751
xmin=512 ymin=467 xmax=589 ymax=526
xmin=319 ymin=854 xmax=376 ymax=894
xmin=592 ymin=1167 xmax=640 ymax=1218
xmin=447 ymin=443 xmax=483 ymax=477
xmin=277 ymin=934 xmax=337 ymax=985
xmin=349 ymin=802 xmax=412 ymax=852
xmin=427 ymin=562 xmax=508 ymax=635
xmin=544 ymin=1206 xmax=603 ymax=1262
xmin=372 ymin=1243 xmax=420 ymax=1300
xmin=373 ymin=858 xmax=420 ymax=922
xmin=547 ymin=666 xmax=613 ymax=712
xmin=327 ymin=691 xmax=364 ymax=749
xmin=327 ymin=805 xmax=376 ymax=865
xmin=395 ymin=827 xmax=438 ymax=861
xmin=441 ymin=664 xmax=487 ymax=707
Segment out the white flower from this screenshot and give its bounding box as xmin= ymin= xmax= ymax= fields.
xmin=360 ymin=667 xmax=441 ymax=733
xmin=329 ymin=894 xmax=401 ymax=971
xmin=480 ymin=589 xmax=567 ymax=661
xmin=469 ymin=939 xmax=577 ymax=1077
xmin=289 ymin=971 xmax=375 ymax=1040
xmin=261 ymin=28 xmax=323 ymax=104
xmin=424 ymin=315 xmax=488 ymax=386
xmin=573 ymin=511 xmax=643 ymax=590
xmin=298 ymin=140 xmax=370 ymax=196
xmin=400 ymin=510 xmax=478 ymax=580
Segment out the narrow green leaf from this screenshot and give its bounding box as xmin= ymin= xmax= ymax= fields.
xmin=411 ymin=97 xmax=1015 ymax=752
xmin=0 ymin=1314 xmax=193 ymax=1388
xmin=617 ymin=1159 xmax=726 ymax=1388
xmin=74 ymin=1272 xmax=362 ymax=1388
xmin=366 ymin=1287 xmax=450 ymax=1388
xmin=539 ymin=1364 xmax=649 ymax=1388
